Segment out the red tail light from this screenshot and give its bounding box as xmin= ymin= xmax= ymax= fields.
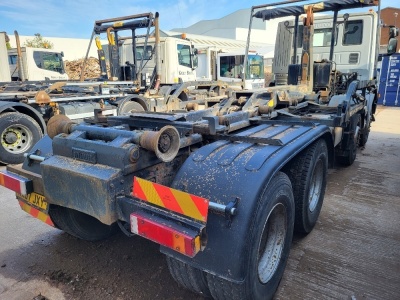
xmin=0 ymin=171 xmax=32 ymax=195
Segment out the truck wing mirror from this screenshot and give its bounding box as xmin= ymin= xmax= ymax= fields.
xmin=389 ymin=26 xmax=399 ymax=39
xmin=387 ymin=38 xmax=398 ymax=55
xmin=342 ymin=13 xmax=350 ymax=32
xmin=191 ymin=48 xmax=198 ymax=70
xmin=192 ymin=56 xmax=198 ymax=70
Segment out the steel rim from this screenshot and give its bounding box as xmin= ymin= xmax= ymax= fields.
xmin=354 ymin=124 xmax=361 ymax=145
xmin=1 ymin=124 xmax=33 ymax=154
xmin=308 ymin=159 xmax=324 ymax=212
xmin=257 ymin=203 xmax=287 ymax=284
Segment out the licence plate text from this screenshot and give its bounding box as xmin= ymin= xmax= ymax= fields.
xmin=16 ymin=192 xmax=48 ymax=211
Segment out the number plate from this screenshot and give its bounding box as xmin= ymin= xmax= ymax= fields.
xmin=16 ymin=192 xmax=48 ymax=211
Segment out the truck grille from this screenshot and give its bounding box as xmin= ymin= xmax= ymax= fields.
xmin=349 ymin=53 xmax=359 ymax=64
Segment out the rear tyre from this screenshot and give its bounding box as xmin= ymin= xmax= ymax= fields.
xmin=117 ymin=101 xmax=145 ymax=115
xmin=359 ymin=123 xmax=369 ymax=147
xmin=166 ymin=256 xmax=211 ymax=297
xmin=283 ymin=139 xmax=328 ymax=234
xmin=338 ymin=114 xmax=360 ymax=166
xmin=0 ymin=112 xmax=43 ymax=164
xmin=206 ymin=172 xmax=294 ymax=300
xmin=359 ymin=92 xmax=376 ymax=147
xmin=49 ymin=205 xmax=117 ymax=241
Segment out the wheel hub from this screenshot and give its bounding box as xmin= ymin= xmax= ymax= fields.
xmin=4 ymin=130 xmax=19 ymax=144
xmin=1 ymin=125 xmax=32 ymax=154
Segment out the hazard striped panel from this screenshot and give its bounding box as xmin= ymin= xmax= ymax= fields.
xmin=130 ymin=212 xmax=201 ymax=257
xmin=0 ymin=171 xmax=32 ymax=195
xmin=132 ymin=177 xmax=209 ymax=222
xmin=18 ymin=200 xmax=55 ymax=227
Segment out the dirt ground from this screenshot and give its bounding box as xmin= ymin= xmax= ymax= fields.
xmin=0 ymin=106 xmax=399 ymax=300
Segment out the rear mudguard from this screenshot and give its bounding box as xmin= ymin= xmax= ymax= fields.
xmin=162 ymin=122 xmax=332 ymax=283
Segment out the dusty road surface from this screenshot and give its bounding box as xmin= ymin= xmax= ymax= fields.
xmin=0 ymin=106 xmax=399 ymax=300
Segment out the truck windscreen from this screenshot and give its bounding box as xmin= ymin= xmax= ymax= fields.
xmin=246 ymin=55 xmax=264 ymax=80
xmin=33 ymin=51 xmax=64 ymax=74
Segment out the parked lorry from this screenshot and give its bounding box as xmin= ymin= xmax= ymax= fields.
xmin=0 ymin=0 xmax=382 ymax=299
xmin=196 ymin=49 xmax=265 ymax=89
xmin=0 ymin=31 xmax=68 ymax=82
xmin=271 ymin=6 xmax=383 ymax=87
xmin=0 ymin=14 xmax=226 ymax=165
xmin=118 ymin=33 xmax=265 ymax=89
xmin=7 ymin=47 xmax=68 ymax=82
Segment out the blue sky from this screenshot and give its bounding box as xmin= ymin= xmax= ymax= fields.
xmin=0 ymin=0 xmax=392 ymax=39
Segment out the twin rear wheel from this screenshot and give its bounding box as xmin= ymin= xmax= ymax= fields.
xmin=47 ymin=140 xmax=328 ymax=300
xmin=338 ymin=114 xmax=361 ymax=166
xmin=167 ymin=139 xmax=328 ymax=299
xmin=284 ymin=139 xmax=328 ymax=234
xmin=167 ymin=172 xmax=295 ymax=300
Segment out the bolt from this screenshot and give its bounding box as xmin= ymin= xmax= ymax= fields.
xmin=129 ymin=146 xmax=140 ymax=163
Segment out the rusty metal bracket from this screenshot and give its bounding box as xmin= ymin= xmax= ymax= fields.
xmin=203 ymin=116 xmax=225 ymax=135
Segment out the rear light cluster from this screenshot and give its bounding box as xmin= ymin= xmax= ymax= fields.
xmin=130 ymin=213 xmax=201 ymax=257
xmin=131 ymin=177 xmax=208 ymax=257
xmin=0 ymin=171 xmax=32 ymax=195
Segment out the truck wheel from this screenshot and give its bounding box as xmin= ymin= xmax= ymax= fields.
xmin=166 ymin=256 xmax=211 ymax=297
xmin=359 ymin=122 xmax=370 ymax=147
xmin=358 ymin=92 xmax=378 ymax=147
xmin=283 ymin=139 xmax=328 ymax=234
xmin=338 ymin=114 xmax=361 ymax=166
xmin=49 ymin=205 xmax=117 ymax=241
xmin=117 ymin=101 xmax=145 ymax=115
xmin=206 ymin=172 xmax=294 ymax=300
xmin=0 ymin=112 xmax=43 ymax=165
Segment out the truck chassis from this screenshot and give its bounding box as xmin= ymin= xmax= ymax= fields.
xmin=0 ymin=0 xmax=381 ymax=299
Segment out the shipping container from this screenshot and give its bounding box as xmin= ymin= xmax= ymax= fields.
xmin=378 ymin=53 xmax=400 ymax=106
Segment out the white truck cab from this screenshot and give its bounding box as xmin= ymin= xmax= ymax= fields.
xmin=121 ymin=36 xmax=265 ymax=89
xmin=121 ymin=37 xmax=197 ymax=84
xmin=8 ymin=47 xmax=69 ymax=81
xmin=273 ymin=11 xmax=378 ymax=87
xmin=216 ymin=52 xmax=264 ymax=89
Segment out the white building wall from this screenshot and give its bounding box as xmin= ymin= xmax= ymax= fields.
xmin=7 ymin=35 xmax=101 ymax=61
xmin=235 ymin=16 xmax=291 ymax=46
xmin=235 ymin=28 xmax=272 ymax=45
xmin=171 ymin=8 xmax=295 ymax=58
xmin=171 ymin=9 xmax=283 ymax=45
